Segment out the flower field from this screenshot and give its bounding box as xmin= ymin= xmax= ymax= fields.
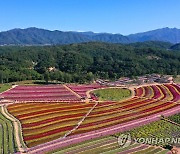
xmin=0 ymin=85 xmax=81 ymax=102
xmin=135 ymin=84 xmax=180 ymax=102
xmin=0 ymin=84 xmax=106 ymax=102
xmin=6 ymin=84 xmax=180 ymax=151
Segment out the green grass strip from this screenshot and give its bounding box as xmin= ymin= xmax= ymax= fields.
xmin=0 ymin=109 xmax=16 ymax=153
xmin=0 ymin=118 xmax=9 ymax=154
xmin=0 ymin=123 xmax=3 ymax=154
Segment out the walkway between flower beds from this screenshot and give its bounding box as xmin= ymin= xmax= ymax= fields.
xmin=63 ymin=85 xmax=82 ymax=99
xmin=26 ymin=105 xmax=180 ymax=154
xmin=63 ymin=102 xmax=99 ymax=138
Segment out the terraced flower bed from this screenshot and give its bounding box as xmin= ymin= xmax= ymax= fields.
xmin=7 ymin=102 xmax=96 ymax=147
xmin=135 ymin=84 xmax=180 ymax=102
xmin=7 ymin=91 xmax=179 ymax=148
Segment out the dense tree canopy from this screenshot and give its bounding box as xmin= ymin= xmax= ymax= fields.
xmin=0 ymin=42 xmax=179 ymax=83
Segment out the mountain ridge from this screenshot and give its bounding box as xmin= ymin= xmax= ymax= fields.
xmin=0 ymin=27 xmax=180 ymax=45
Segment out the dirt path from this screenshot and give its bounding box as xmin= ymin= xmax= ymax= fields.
xmin=63 ymin=85 xmax=82 ymax=99
xmin=63 ymin=102 xmax=98 ymax=138
xmin=1 ymin=105 xmax=26 ymax=153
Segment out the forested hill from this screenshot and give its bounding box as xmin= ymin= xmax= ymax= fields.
xmin=0 ymin=42 xmax=180 ymax=83
xmin=0 ymin=28 xmax=129 ymax=45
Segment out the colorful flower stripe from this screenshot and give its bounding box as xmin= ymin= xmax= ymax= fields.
xmin=21 ymin=109 xmax=91 ymax=128
xmin=21 ymin=98 xmax=147 ymax=126
xmin=1 ymin=85 xmax=82 ymax=101
xmin=26 ymin=130 xmax=70 ymax=148
xmin=154 ymin=85 xmax=165 ymax=100
xmin=15 ymin=98 xmax=141 ymax=122
xmin=76 ymin=100 xmax=161 ymax=126
xmin=135 ymin=87 xmax=143 ymax=97
xmin=20 ymin=98 xmax=145 ymax=128
xmin=9 ymin=102 xmax=94 ymax=116
xmin=148 ymin=86 xmax=155 ymax=99
xmin=22 ymin=98 xmax=149 ymax=129
xmin=86 ymin=100 xmax=168 ymax=124
xmin=143 ymin=86 xmax=152 ymax=98
xmin=164 ymin=84 xmax=180 ymax=102
xmin=161 ymin=85 xmax=174 ymax=101
xmin=22 ymin=100 xmax=174 ymax=141
xmin=173 ymin=84 xmax=180 ymax=93
xmin=72 ymin=103 xmax=177 ymax=134
xmin=151 ymin=85 xmax=161 ymax=99
xmin=23 ymin=118 xmax=83 ymax=136
xmin=14 ymin=103 xmax=94 ymax=119
xmin=156 ymin=85 xmax=169 ymax=100
xmin=8 ymin=101 xmax=88 ymax=111
xmin=171 ymin=84 xmax=180 ymax=95
xmin=70 ymin=103 xmax=177 ymax=136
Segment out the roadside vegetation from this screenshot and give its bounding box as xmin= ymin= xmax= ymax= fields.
xmin=0 ymin=84 xmax=12 ymax=93
xmin=93 ymin=88 xmax=131 ymax=101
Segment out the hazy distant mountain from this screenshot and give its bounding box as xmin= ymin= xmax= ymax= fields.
xmin=0 ymin=27 xmax=180 ymax=45
xmin=128 ymin=27 xmax=180 ymax=44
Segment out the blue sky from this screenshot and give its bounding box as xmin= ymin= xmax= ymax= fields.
xmin=0 ymin=0 xmax=180 ymax=35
